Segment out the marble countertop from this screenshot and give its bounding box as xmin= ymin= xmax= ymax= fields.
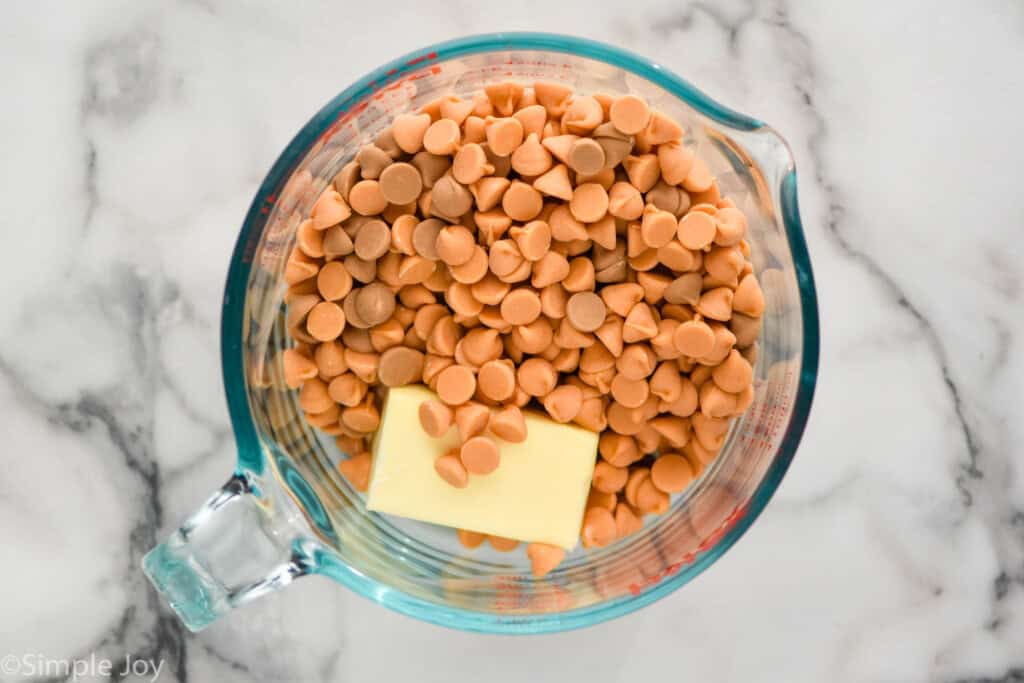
xmin=2 ymin=1 xmax=1022 ymax=681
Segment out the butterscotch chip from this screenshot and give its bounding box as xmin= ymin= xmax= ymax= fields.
xmin=310 ymin=189 xmax=351 ymax=230
xmin=598 ymin=432 xmax=639 ymax=467
xmin=465 ymin=273 xmax=507 ymax=306
xmin=640 ymin=205 xmax=678 ymax=248
xmin=697 ymin=286 xmax=733 ymax=321
xmin=542 ymin=385 xmax=584 ymax=423
xmin=426 ymin=314 xmax=460 ymax=356
xmin=657 ymin=141 xmax=695 ymax=186
xmin=730 ymin=313 xmax=761 ymax=349
xmin=306 ymin=301 xmax=346 ymax=341
xmin=502 ymin=180 xmax=543 ymax=222
xmin=554 ymin=317 xmax=596 ymax=349
xmin=549 ymin=204 xmax=588 ymax=242
xmin=332 ymin=161 xmax=361 ymax=201
xmin=392 ymin=113 xmax=432 ymax=153
xmin=356 ymin=144 xmax=393 ymax=180
xmin=567 ymin=137 xmax=605 ymax=175
xmin=387 ymin=214 xmax=416 ymax=256
xmin=562 ymin=257 xmax=595 ymax=293
xmin=565 ymin=292 xmax=606 ymax=333
xmin=305 ymin=402 xmax=340 ymax=428
xmin=444 ymin=282 xmax=483 ymax=318
xmin=343 ymin=326 xmax=374 ymax=353
xmin=644 ymin=110 xmax=683 ymax=145
xmin=614 ymin=503 xmax=643 ymax=538
xmin=455 ymin=402 xmax=491 ymax=441
xmin=733 ymin=273 xmax=765 ymax=317
xmin=622 ymin=302 xmax=658 ymax=342
xmin=477 ymin=358 xmax=516 ymax=402
xmin=484 ymin=82 xmax=523 ymax=116
xmin=423 ymin=118 xmax=461 ymax=155
xmin=435 ymin=225 xmax=476 ymax=266
xmin=459 ymin=327 xmax=502 ymax=366
xmin=516 ymin=357 xmax=557 ymax=397
xmin=585 ymin=215 xmax=615 ymax=251
xmin=282 ymin=348 xmax=318 ymax=388
xmin=682 ymin=157 xmax=714 ymax=193
xmin=344 ymin=349 xmax=380 ymax=384
xmin=349 ymin=284 xmax=393 ymax=329
xmin=622 ymin=154 xmax=660 ymax=192
xmin=452 ymin=143 xmax=492 ymax=185
xmin=569 ymin=183 xmax=609 ymax=223
xmin=311 ymin=339 xmax=348 ymax=382
xmin=635 ymin=477 xmax=670 ymax=514
xmin=673 ymin=319 xmax=715 ymax=357
xmin=532 ymin=163 xmax=573 ymax=200
xmin=377 ymin=346 xmax=424 ymax=387
xmin=664 ymin=273 xmax=703 ymax=305
xmin=460 ymin=435 xmax=500 ymax=475
xmin=511 ymin=318 xmax=553 ymax=354
xmin=378 ymin=163 xmax=423 ymax=206
xmin=511 ymin=133 xmax=553 ymax=177
xmin=526 ymin=543 xmax=565 ymax=578
xmin=609 ymin=94 xmax=650 ymax=135
xmin=411 ymin=218 xmax=444 ymax=260
xmin=552 ymin=348 xmax=580 ymax=374
xmin=397 ymin=255 xmax=436 ymax=285
xmin=581 ymin=506 xmax=616 ymax=548
xmin=457 ymin=528 xmax=486 ymax=549
xmin=431 ymin=175 xmax=474 ymax=219
xmin=296 ymin=219 xmax=324 ymax=258
xmin=607 ymin=182 xmax=644 ymax=220
xmin=435 ymin=365 xmax=477 ymax=405
xmin=514 ymin=104 xmax=547 ymax=138
xmin=439 ymin=95 xmax=474 ymax=125
xmin=678 ymin=211 xmax=717 ymax=250
xmin=542 ymin=134 xmax=577 ymax=165
xmin=485 ymin=116 xmax=524 ymax=157
xmin=506 ymin=221 xmax=549 ymax=263
xmin=499 ymin=288 xmax=542 ymax=326
xmin=411 ymin=151 xmax=451 ymax=189
xmin=339 ymin=452 xmax=373 ymax=492
xmin=592 ymin=461 xmax=629 ymax=493
xmin=594 ymin=316 xmax=625 ymax=358
xmin=699 ymin=381 xmax=737 ymax=418
xmin=481 ymin=142 xmax=512 ymax=178
xmin=486 ymin=405 xmax=525 ymax=443
xmin=435 ymin=449 xmax=469 ymax=488
xmin=616 ymin=343 xmax=656 ymax=380
xmin=348 ymin=180 xmax=388 ymax=216
xmin=646 ymin=179 xmax=683 ymax=214
xmin=712 ymin=349 xmax=753 ymax=393
xmin=341 ymin=292 xmax=369 ymax=330
xmin=322 ymin=225 xmax=354 ymax=259
xmin=353 ymin=219 xmax=390 ymax=261
xmin=610 ymin=373 xmax=649 ymax=408
xmin=563 ymin=95 xmax=603 ymax=135
xmin=449 ymin=245 xmax=489 ymax=284
xmin=488 ymin=535 xmax=520 ymax=552
xmin=314 ymin=261 xmax=351 ymax=302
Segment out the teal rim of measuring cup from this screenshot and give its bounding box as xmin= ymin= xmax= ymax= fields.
xmin=219 ymin=32 xmax=820 ymax=634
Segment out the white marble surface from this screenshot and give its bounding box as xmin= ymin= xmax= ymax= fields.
xmin=1 ymin=0 xmax=1022 ymax=681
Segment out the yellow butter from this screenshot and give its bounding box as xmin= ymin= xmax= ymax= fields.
xmin=366 ymin=385 xmax=598 ymax=549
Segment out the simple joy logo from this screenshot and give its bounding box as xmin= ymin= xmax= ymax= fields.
xmin=1 ymin=652 xmax=166 ymax=681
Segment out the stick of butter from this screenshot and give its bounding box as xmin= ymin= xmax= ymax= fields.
xmin=366 ymin=385 xmax=599 ymax=550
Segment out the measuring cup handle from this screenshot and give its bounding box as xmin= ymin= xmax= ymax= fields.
xmin=142 ymin=474 xmax=311 ymax=631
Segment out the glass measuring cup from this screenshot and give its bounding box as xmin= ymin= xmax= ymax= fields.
xmin=143 ymin=32 xmax=819 ymax=634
